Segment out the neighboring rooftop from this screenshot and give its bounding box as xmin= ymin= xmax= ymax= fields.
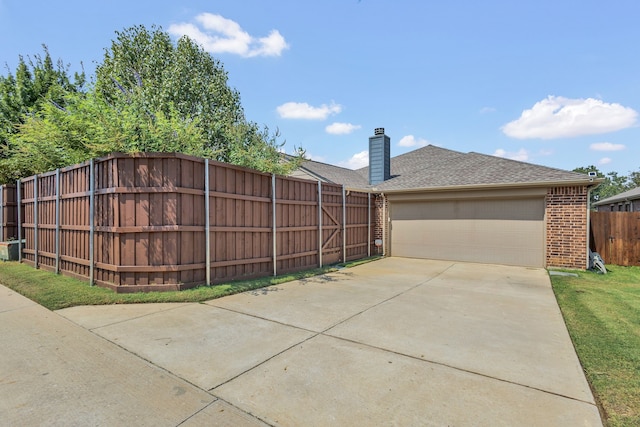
xmin=293 ymin=145 xmax=593 ymax=191
xmin=594 ymin=186 xmax=640 ymax=206
xmin=289 ymin=159 xmax=369 ymax=188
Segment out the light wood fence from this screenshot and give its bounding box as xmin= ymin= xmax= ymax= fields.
xmin=590 ymin=211 xmax=640 ymax=266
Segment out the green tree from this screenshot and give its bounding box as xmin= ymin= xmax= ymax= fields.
xmin=94 ymin=25 xmax=302 ymax=173
xmin=0 ymin=46 xmax=85 ymax=182
xmin=0 ymin=27 xmax=303 ymax=183
xmin=628 ymin=170 xmax=640 ymax=188
xmin=573 ymin=165 xmax=635 ymax=206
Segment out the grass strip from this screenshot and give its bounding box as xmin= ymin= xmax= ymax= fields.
xmin=0 ymin=256 xmax=381 ymax=311
xmin=550 ymin=265 xmax=640 ymax=427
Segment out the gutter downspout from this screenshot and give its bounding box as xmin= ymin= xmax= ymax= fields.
xmin=586 ymin=187 xmax=592 ymax=269
xmin=381 ymin=193 xmax=387 ymax=257
xmin=586 ymin=179 xmax=604 ymax=268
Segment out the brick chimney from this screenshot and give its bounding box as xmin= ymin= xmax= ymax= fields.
xmin=369 ymin=128 xmax=390 ymax=185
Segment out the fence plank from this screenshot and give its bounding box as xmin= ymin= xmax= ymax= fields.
xmin=591 ymin=211 xmax=640 ymax=266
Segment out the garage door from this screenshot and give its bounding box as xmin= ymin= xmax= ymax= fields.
xmin=390 ymin=198 xmax=545 ymax=267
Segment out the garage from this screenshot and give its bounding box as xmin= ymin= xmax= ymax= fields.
xmin=389 ymin=196 xmax=546 ymax=267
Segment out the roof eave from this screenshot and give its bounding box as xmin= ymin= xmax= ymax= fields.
xmin=594 ymin=195 xmax=640 ymax=206
xmin=366 ymin=178 xmax=602 ymax=194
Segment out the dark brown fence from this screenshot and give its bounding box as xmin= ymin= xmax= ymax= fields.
xmin=15 ymin=153 xmax=375 ymax=292
xmin=590 ymin=211 xmax=640 ymax=266
xmin=0 ymin=185 xmax=18 ymax=241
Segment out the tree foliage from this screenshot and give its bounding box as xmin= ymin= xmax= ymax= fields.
xmin=0 ymin=46 xmax=85 ymax=181
xmin=0 ymin=26 xmax=304 ymax=184
xmin=2 ymin=90 xmax=208 ymax=179
xmin=573 ymin=165 xmax=640 ymax=206
xmin=94 ymin=25 xmax=302 ymax=173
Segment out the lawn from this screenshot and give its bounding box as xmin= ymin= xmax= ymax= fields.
xmin=551 ymin=265 xmax=640 ymax=427
xmin=0 ymin=256 xmax=379 ymax=310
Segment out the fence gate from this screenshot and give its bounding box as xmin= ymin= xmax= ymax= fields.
xmin=320 ymin=183 xmax=344 ymax=265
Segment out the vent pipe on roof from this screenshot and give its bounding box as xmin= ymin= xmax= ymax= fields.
xmin=369 ymin=128 xmax=390 ymax=185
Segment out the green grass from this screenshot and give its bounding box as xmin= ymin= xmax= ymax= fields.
xmin=551 ymin=265 xmax=640 ymax=427
xmin=0 ymin=256 xmax=381 ymax=311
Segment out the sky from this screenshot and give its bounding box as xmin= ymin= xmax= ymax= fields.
xmin=1 ymin=0 xmax=639 ymax=175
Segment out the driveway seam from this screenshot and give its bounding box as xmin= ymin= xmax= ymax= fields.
xmin=176 ymin=397 xmax=276 ymax=427
xmin=208 ymin=330 xmax=323 ymax=393
xmin=204 ymin=267 xmax=453 ymax=335
xmin=65 ymin=303 xmax=193 ymax=331
xmin=319 ymin=263 xmax=456 ymax=335
xmin=204 ymin=265 xmax=455 ymax=392
xmin=57 ymin=309 xmax=274 ymax=427
xmin=321 ymin=332 xmax=598 ymax=407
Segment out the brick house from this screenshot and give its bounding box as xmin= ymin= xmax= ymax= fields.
xmin=593 ymin=186 xmax=640 ymax=212
xmin=291 ymin=128 xmax=599 ymax=269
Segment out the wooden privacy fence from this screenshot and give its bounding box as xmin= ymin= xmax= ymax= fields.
xmin=8 ymin=153 xmax=375 ymax=292
xmin=0 ymin=184 xmax=18 ymax=241
xmin=590 ymin=211 xmax=640 ymax=266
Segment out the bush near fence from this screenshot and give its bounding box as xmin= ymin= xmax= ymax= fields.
xmin=0 ymin=153 xmax=376 ymax=292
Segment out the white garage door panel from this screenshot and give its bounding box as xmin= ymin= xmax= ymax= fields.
xmin=391 ymin=198 xmax=545 ymax=267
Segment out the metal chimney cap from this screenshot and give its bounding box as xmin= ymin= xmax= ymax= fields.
xmin=374 ymin=128 xmax=385 ymax=135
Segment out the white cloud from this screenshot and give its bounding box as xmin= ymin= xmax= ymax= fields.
xmin=168 ymin=13 xmax=289 ymax=57
xmin=339 ymin=151 xmax=369 ymax=170
xmin=502 ymin=96 xmax=638 ymax=139
xmin=590 ymin=142 xmax=626 ymax=151
xmin=479 ymin=106 xmax=496 ymax=114
xmin=325 ymin=122 xmax=361 ymax=135
xmin=276 ymin=102 xmax=342 ymax=120
xmin=493 ymin=148 xmax=530 ymax=161
xmin=599 ymin=157 xmax=612 ymax=165
xmin=398 ymin=135 xmax=430 ymax=148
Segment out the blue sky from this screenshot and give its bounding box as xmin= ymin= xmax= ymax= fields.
xmin=1 ymin=0 xmax=639 ymax=174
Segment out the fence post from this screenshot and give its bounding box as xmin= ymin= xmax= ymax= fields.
xmin=318 ymin=181 xmax=322 ymax=268
xmin=0 ymin=185 xmax=4 ymax=242
xmin=17 ymin=179 xmax=21 ymax=262
xmin=342 ymin=185 xmax=347 ymax=263
xmin=89 ymin=159 xmax=95 ymax=285
xmin=368 ymin=192 xmax=371 ymax=257
xmin=272 ymin=173 xmax=277 ymax=277
xmin=205 ymin=159 xmax=211 ymax=286
xmin=34 ymin=174 xmax=38 ymax=269
xmin=55 ymin=169 xmax=61 ymax=274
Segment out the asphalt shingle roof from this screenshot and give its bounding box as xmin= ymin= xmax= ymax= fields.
xmin=296 ymin=145 xmax=592 ymax=191
xmin=295 ymin=160 xmax=369 ymax=187
xmin=594 ymin=186 xmax=640 ymax=205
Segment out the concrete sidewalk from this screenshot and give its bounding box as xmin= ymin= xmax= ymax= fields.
xmin=2 ymin=258 xmax=602 ymax=426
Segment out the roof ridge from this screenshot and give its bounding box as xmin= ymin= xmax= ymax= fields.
xmin=468 ymin=151 xmax=589 ymax=176
xmin=301 ymin=157 xmax=357 ymax=171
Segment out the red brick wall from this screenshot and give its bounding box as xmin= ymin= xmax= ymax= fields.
xmin=546 ymin=186 xmax=589 ymax=269
xmin=373 ymin=194 xmax=387 ymax=255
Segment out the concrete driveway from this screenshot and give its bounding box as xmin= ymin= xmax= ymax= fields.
xmin=2 ymin=257 xmax=602 ymax=426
